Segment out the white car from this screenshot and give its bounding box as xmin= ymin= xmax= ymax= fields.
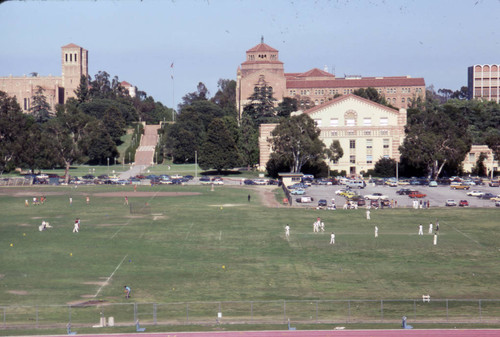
xmin=364 ymin=193 xmax=388 ymax=200
xmin=212 ymin=177 xmax=224 ymax=185
xmin=445 ymin=199 xmax=457 ymax=206
xmin=466 ymin=190 xmax=484 ymax=197
xmin=253 ymin=179 xmax=268 ymax=185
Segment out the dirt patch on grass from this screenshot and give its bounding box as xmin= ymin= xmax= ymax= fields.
xmin=94 ymin=191 xmax=200 ymax=197
xmin=67 ymin=299 xmax=107 ymax=307
xmin=8 ymin=290 xmax=28 ymax=295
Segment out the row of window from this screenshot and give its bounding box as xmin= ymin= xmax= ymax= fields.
xmin=330 ymin=130 xmax=389 ymax=137
xmin=349 ymin=139 xmax=390 ymax=149
xmin=315 ymin=117 xmax=389 ymax=127
xmin=344 ymin=154 xmax=390 ymax=164
xmin=64 ymin=53 xmax=78 ymax=63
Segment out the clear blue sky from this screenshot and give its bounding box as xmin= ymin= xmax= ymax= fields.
xmin=1 ymin=0 xmax=498 ymax=109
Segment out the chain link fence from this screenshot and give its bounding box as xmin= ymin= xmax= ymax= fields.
xmin=2 ymin=299 xmax=500 ymax=330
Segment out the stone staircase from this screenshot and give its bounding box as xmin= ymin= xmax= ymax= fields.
xmin=134 ymin=125 xmax=161 ymax=166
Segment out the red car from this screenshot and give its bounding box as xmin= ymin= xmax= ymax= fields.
xmin=459 ymin=200 xmax=469 ymax=207
xmin=409 ymin=191 xmax=427 ymax=198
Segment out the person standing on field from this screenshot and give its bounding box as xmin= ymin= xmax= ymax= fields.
xmin=366 ymin=208 xmax=371 ymax=220
xmin=330 ymin=232 xmax=335 ymax=244
xmin=429 ymin=223 xmax=433 ymax=234
xmin=73 ymin=219 xmax=79 ymax=233
xmin=285 ymin=224 xmax=290 ymax=238
xmin=375 ymin=226 xmax=378 ymax=238
xmin=418 ymin=224 xmax=423 ymax=236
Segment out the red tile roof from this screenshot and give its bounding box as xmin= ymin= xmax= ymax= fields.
xmin=304 ymin=94 xmax=400 ymax=115
xmin=247 ymin=43 xmax=279 ymax=53
xmin=120 ymin=81 xmax=132 ymax=87
xmin=290 ymin=68 xmax=335 ymax=78
xmin=62 ymin=43 xmax=82 ymax=49
xmin=287 ymin=76 xmax=425 ymax=89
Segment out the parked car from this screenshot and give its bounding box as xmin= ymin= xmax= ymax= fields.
xmin=290 ymin=189 xmax=306 ymax=195
xmin=489 ymin=180 xmax=500 ymax=187
xmin=212 ymin=177 xmax=224 ymax=185
xmin=253 ymin=179 xmax=268 ymax=185
xmin=450 ymin=183 xmax=470 ymax=190
xmin=296 ymin=196 xmax=313 ymax=203
xmin=348 ymin=195 xmax=366 ymax=207
xmin=364 ymin=192 xmax=388 ymax=200
xmin=317 ymin=199 xmax=327 ymax=207
xmin=428 ymin=181 xmax=438 ymax=187
xmin=490 ymin=195 xmax=500 ymax=202
xmin=289 ymin=183 xmax=308 ymax=190
xmin=445 ymin=199 xmax=457 ymax=206
xmin=200 ymin=176 xmax=211 ymax=184
xmin=496 ymin=201 xmax=500 ymax=207
xmin=479 ymin=193 xmax=496 ymax=200
xmin=459 ymin=200 xmax=469 ymax=207
xmin=396 ymin=188 xmax=416 ymax=195
xmin=409 ymin=191 xmax=427 ymax=198
xmin=243 ymin=179 xmax=256 ymax=185
xmin=467 ymin=190 xmax=484 ymax=197
xmin=346 ymin=180 xmax=366 ymax=189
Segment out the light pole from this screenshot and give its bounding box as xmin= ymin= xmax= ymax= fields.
xmin=107 ymin=158 xmax=109 ymax=175
xmin=195 ymin=151 xmax=198 ymax=178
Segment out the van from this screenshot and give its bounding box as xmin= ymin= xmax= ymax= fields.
xmin=346 ymin=180 xmax=366 ymax=189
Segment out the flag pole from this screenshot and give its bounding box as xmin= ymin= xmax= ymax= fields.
xmin=171 ymin=62 xmax=175 ymax=122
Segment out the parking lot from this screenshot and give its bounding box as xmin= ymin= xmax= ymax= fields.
xmin=291 ymin=183 xmax=500 ymax=209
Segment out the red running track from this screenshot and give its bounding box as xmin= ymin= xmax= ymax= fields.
xmin=44 ymin=329 xmax=500 ymax=337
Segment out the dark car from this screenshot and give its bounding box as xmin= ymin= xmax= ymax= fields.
xmin=317 ymin=199 xmax=327 ymax=207
xmin=184 ymin=175 xmax=194 ymax=180
xmin=490 ymin=180 xmax=500 ymax=187
xmin=396 ymin=188 xmax=416 ymax=195
xmin=480 ymin=193 xmax=496 ymax=200
xmin=243 ymin=179 xmax=256 ymax=185
xmin=200 ymin=176 xmax=211 ymax=184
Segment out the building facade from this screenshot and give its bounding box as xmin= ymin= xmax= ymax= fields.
xmin=468 ymin=64 xmax=500 ymax=103
xmin=0 ymin=43 xmax=88 ymax=112
xmin=463 ymin=145 xmax=498 ymax=177
xmin=237 ymin=40 xmax=425 ymax=119
xmin=259 ymin=94 xmax=407 ymax=176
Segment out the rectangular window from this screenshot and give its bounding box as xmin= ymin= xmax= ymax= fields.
xmin=380 ymin=130 xmax=389 ymax=135
xmin=364 ymin=130 xmax=372 ymax=136
xmin=350 ymin=155 xmax=356 ymax=164
xmin=366 ymin=155 xmax=373 ymax=164
xmin=383 ymin=139 xmax=390 ymax=149
xmin=330 ymin=118 xmax=339 ymax=127
xmin=74 ymin=53 xmax=77 ymax=62
xmin=350 ymin=140 xmax=356 ymax=149
xmin=70 ymin=54 xmax=72 ymax=62
xmin=346 ymin=118 xmax=355 ymax=126
xmin=331 ymin=131 xmax=338 ymax=136
xmin=366 ymin=139 xmax=373 ymax=149
xmin=380 ymin=117 xmax=388 ymax=126
xmin=363 ymin=118 xmax=372 ymax=126
xmin=65 ymin=53 xmax=68 ymax=62
xmin=347 ymin=130 xmax=355 ymax=136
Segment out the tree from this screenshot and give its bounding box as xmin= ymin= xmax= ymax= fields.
xmin=178 ymin=82 xmax=209 ymax=110
xmin=81 ymin=120 xmax=119 ymax=165
xmin=0 ymin=91 xmax=29 ymax=173
xmin=399 ymin=102 xmax=472 ymax=179
xmin=451 ymin=86 xmax=468 ymax=100
xmin=269 ymin=114 xmax=327 ymax=173
xmin=75 ymin=75 xmax=90 ymax=103
xmin=485 ymin=133 xmax=500 ymax=161
xmin=242 ymin=83 xmax=278 ymax=125
xmin=327 ymin=140 xmax=344 ymax=164
xmin=353 ymin=87 xmax=388 ymax=106
xmin=198 ymin=118 xmax=240 ymax=173
xmin=471 ymin=152 xmax=487 ymax=176
xmin=30 ymin=86 xmax=51 ymax=123
xmin=238 ymin=114 xmax=259 ymax=168
xmin=89 ymin=71 xmax=112 ymax=98
xmin=45 ymin=105 xmax=93 ymax=183
xmin=373 ymin=157 xmax=397 ymax=178
xmin=211 ymin=79 xmax=237 ymax=114
xmin=276 ymin=97 xmax=298 ymax=118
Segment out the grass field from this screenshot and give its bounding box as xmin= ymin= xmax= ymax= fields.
xmin=1 ymin=183 xmax=499 ymax=309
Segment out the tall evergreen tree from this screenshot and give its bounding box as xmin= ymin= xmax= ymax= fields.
xmin=199 ymin=118 xmax=240 ymax=173
xmin=30 ymin=86 xmax=51 ymax=123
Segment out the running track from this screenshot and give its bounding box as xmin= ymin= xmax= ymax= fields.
xmin=47 ymin=329 xmax=500 ymax=337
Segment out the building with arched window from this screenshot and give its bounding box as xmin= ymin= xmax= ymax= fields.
xmin=468 ymin=64 xmax=500 ymax=103
xmin=236 ymin=39 xmax=425 ymax=121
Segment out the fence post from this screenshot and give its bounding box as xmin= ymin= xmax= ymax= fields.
xmin=186 ymin=303 xmax=189 ymax=323
xmin=283 ymin=300 xmax=286 ymax=323
xmin=347 ymin=300 xmax=351 ymax=323
xmin=479 ymin=300 xmax=482 ymax=322
xmin=380 ymin=300 xmax=384 ymax=322
xmin=68 ymin=305 xmax=71 ymax=325
xmin=413 ymin=300 xmax=416 ymax=321
xmin=446 ymin=299 xmax=449 ymax=321
xmin=250 ymin=301 xmax=253 ymax=321
xmin=153 ymin=303 xmax=157 ymax=325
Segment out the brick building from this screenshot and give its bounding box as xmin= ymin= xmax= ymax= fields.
xmin=236 ymin=39 xmax=425 ymax=119
xmin=259 ymin=94 xmax=407 ymax=175
xmin=0 ymin=43 xmax=88 ymax=112
xmin=468 ymin=64 xmax=500 ymax=103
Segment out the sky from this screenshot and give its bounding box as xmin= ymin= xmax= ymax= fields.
xmin=1 ymin=0 xmax=499 ymax=109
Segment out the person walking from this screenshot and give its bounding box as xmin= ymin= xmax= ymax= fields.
xmin=285 ymin=224 xmax=290 ymax=238
xmin=124 ymin=196 xmax=129 ymax=205
xmin=375 ymin=226 xmax=378 ymax=238
xmin=428 ymin=223 xmax=433 ymax=234
xmin=366 ymin=208 xmax=371 ymax=220
xmin=73 ymin=219 xmax=79 ymax=233
xmin=86 ymin=196 xmax=90 ymax=205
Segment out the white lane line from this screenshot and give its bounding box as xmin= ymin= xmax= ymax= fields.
xmin=94 ymin=254 xmax=128 ymax=298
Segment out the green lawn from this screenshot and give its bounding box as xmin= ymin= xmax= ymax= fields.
xmin=1 ymin=184 xmax=499 ymax=328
